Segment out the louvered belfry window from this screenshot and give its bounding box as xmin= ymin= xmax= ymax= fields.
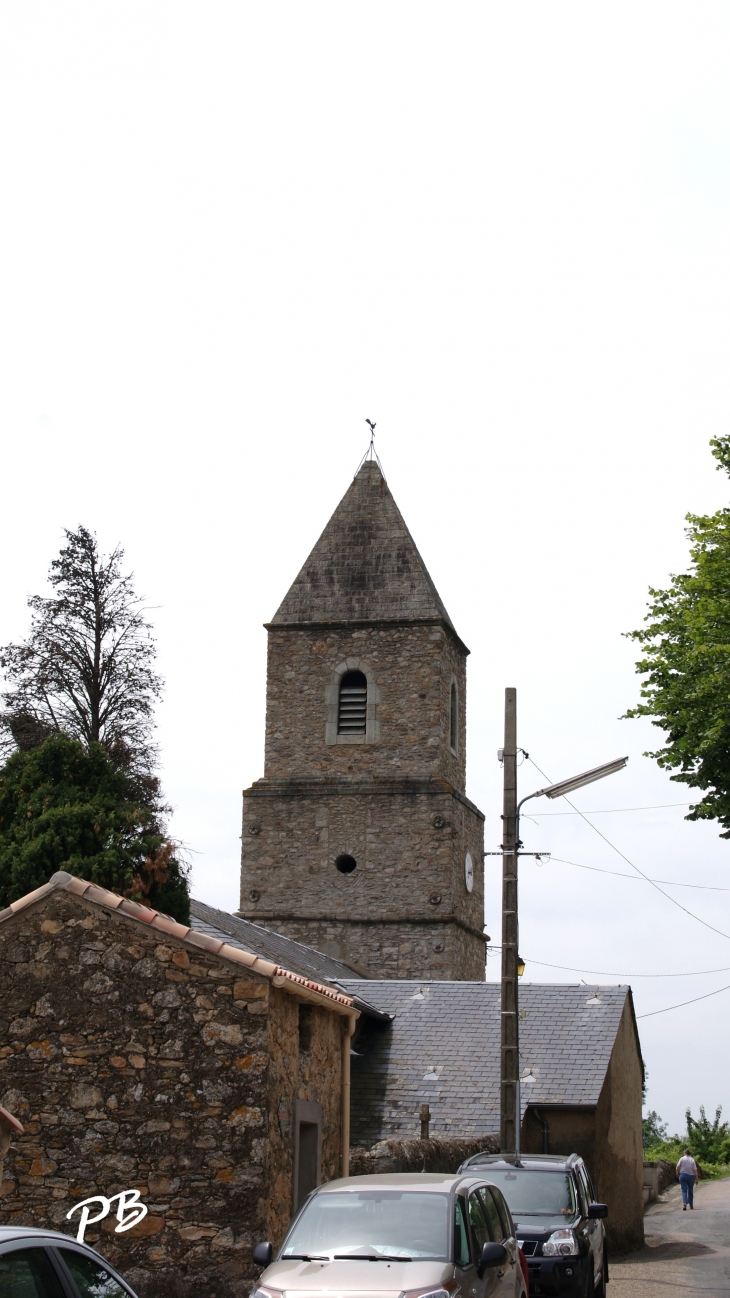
xmin=338 ymin=670 xmax=367 ymax=735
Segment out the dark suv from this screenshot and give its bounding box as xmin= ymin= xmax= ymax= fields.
xmin=457 ymin=1153 xmax=608 ymax=1298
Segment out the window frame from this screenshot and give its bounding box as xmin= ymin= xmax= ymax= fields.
xmin=54 ymin=1244 xmax=137 ymax=1297
xmin=466 ymin=1188 xmax=491 ymax=1253
xmin=325 ymin=659 xmax=380 ymax=747
xmin=449 ymin=680 xmax=459 ymax=755
xmin=454 ymin=1195 xmax=472 ymax=1268
xmin=0 ymin=1243 xmax=70 ymax=1298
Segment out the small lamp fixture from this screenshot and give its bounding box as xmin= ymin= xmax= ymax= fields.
xmin=517 ymin=954 xmax=526 ymax=977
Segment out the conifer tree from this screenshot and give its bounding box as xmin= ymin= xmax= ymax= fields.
xmin=0 ymin=528 xmax=189 ymax=920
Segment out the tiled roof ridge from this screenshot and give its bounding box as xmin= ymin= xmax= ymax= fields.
xmin=0 ymin=872 xmax=355 ymax=1014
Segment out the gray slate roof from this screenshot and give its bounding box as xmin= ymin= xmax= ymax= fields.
xmin=339 ymin=980 xmax=635 ymax=1147
xmin=271 ymin=459 xmax=458 ymax=633
xmin=190 ymin=900 xmax=388 ymax=1018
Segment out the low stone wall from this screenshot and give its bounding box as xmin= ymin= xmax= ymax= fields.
xmin=350 ymin=1135 xmax=499 ymax=1176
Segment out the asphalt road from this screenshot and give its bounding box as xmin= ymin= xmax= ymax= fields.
xmin=609 ymin=1176 xmax=730 ymax=1296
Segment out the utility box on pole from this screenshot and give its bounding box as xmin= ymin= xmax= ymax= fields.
xmin=500 ymin=687 xmax=519 ymax=1152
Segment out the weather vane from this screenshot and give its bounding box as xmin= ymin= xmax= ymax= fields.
xmin=366 ymin=419 xmax=376 ymax=459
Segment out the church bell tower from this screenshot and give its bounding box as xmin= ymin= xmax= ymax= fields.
xmin=239 ymin=458 xmax=486 ymax=980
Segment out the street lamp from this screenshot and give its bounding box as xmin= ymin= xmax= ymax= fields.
xmin=515 ymin=757 xmax=628 ymax=845
xmin=499 ymin=688 xmax=628 ymax=1158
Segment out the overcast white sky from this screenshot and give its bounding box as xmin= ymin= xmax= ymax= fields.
xmin=2 ymin=3 xmax=730 ymax=1135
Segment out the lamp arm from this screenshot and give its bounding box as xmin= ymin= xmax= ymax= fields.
xmin=513 ymin=789 xmax=546 ymax=850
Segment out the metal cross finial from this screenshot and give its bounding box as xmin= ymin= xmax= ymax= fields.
xmin=365 ymin=419 xmax=376 ymax=459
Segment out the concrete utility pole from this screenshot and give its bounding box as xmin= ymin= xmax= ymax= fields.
xmin=500 ymin=687 xmax=519 ymax=1153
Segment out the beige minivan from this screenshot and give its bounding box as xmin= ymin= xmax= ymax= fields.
xmin=251 ymin=1174 xmax=527 ymax=1298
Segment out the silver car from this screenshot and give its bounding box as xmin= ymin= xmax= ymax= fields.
xmin=251 ymin=1173 xmax=528 ymax=1298
xmin=0 ymin=1225 xmax=139 ymax=1296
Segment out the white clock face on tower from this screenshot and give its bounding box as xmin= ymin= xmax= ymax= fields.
xmin=464 ymin=851 xmax=474 ymax=893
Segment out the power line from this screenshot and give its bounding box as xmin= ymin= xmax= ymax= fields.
xmin=526 ymin=756 xmax=730 ymax=944
xmin=637 ymin=983 xmax=730 ymax=1019
xmin=547 ymin=855 xmax=730 ymax=893
xmin=530 ymin=802 xmax=691 ymax=816
xmin=487 ymin=946 xmax=730 ymax=978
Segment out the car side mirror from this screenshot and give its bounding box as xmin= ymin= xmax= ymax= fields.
xmin=477 ymin=1242 xmax=508 ymax=1277
xmin=588 ymin=1203 xmax=608 ymax=1219
xmin=253 ymin=1241 xmax=274 ymax=1267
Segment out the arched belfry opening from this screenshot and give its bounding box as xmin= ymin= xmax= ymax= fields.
xmin=338 ymin=671 xmax=367 ymax=735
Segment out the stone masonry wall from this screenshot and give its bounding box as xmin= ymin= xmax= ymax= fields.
xmin=264 ymin=993 xmax=343 ymax=1247
xmin=0 ymin=890 xmax=344 ymax=1298
xmin=240 ymin=786 xmax=485 ymax=980
xmin=270 ymin=918 xmax=485 ymax=981
xmin=264 ymin=623 xmax=467 ymax=791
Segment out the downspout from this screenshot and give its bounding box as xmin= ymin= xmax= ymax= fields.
xmin=341 ymin=1014 xmax=356 ymax=1177
xmin=533 ymin=1107 xmax=549 ymax=1155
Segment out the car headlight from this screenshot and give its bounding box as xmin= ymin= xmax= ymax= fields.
xmin=250 ymin=1288 xmax=282 ymax=1298
xmin=401 ymin=1285 xmax=459 ymax=1298
xmin=542 ymin=1229 xmax=579 ymax=1257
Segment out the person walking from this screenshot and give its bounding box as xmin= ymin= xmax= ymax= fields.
xmin=676 ymin=1149 xmax=699 ymax=1209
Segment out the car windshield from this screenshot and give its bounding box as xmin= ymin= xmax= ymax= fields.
xmin=280 ymin=1190 xmax=451 ymax=1261
xmin=483 ymin=1170 xmax=577 ymax=1218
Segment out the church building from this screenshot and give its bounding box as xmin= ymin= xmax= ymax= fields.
xmin=238 ymin=457 xmax=487 ymax=981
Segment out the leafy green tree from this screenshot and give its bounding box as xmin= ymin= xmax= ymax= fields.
xmin=643 ymin=1110 xmax=669 ymax=1148
xmin=0 ymin=734 xmax=189 ymax=921
xmin=626 ymin=435 xmax=730 ymax=836
xmin=686 ymin=1105 xmax=730 ymax=1165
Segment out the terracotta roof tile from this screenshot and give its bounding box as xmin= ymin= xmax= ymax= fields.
xmin=0 ymin=872 xmax=356 ymax=1016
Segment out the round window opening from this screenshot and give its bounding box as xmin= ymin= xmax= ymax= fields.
xmin=335 ymin=854 xmax=357 ymax=874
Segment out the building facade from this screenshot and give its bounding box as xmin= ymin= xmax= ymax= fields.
xmin=239 ymin=458 xmax=486 ymax=980
xmin=0 ymin=872 xmax=356 ymax=1298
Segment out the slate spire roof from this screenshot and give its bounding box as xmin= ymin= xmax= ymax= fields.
xmin=271 ymin=459 xmax=458 ymax=634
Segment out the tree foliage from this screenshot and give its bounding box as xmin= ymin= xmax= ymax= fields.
xmin=685 ymin=1105 xmax=730 ymax=1165
xmin=642 ymin=1110 xmax=669 ymax=1148
xmin=626 ymin=435 xmax=730 ymax=836
xmin=0 ymin=526 xmax=161 ymax=769
xmin=0 ymin=529 xmax=189 ymax=922
xmin=0 ymin=734 xmax=189 ymax=920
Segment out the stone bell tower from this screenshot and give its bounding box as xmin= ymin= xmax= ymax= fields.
xmin=239 ymin=458 xmax=486 ymax=980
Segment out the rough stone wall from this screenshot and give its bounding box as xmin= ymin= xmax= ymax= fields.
xmin=264 ymin=994 xmax=343 ymax=1249
xmin=240 ymin=785 xmax=485 ymax=980
xmin=270 ymin=918 xmax=484 ymax=982
xmin=0 ymin=891 xmax=344 ymax=1298
xmin=594 ymin=1000 xmax=644 ymax=1251
xmin=264 ymin=624 xmax=467 ymax=791
xmin=349 ymin=1135 xmax=499 ymax=1176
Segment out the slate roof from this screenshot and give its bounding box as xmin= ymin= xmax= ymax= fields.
xmin=270 ymin=459 xmax=459 ymax=637
xmin=190 ymin=900 xmax=390 ymax=1019
xmin=339 ymin=980 xmax=637 ymax=1146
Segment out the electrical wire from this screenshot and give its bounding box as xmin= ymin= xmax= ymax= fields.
xmin=526 ymin=756 xmax=730 ymax=943
xmin=546 ymin=856 xmax=730 ymax=893
xmin=637 ymin=983 xmax=730 ymax=1019
xmin=486 ymin=945 xmax=730 ymax=979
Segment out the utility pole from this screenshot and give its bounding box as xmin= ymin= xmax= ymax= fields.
xmin=500 ymin=687 xmax=519 ymax=1153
